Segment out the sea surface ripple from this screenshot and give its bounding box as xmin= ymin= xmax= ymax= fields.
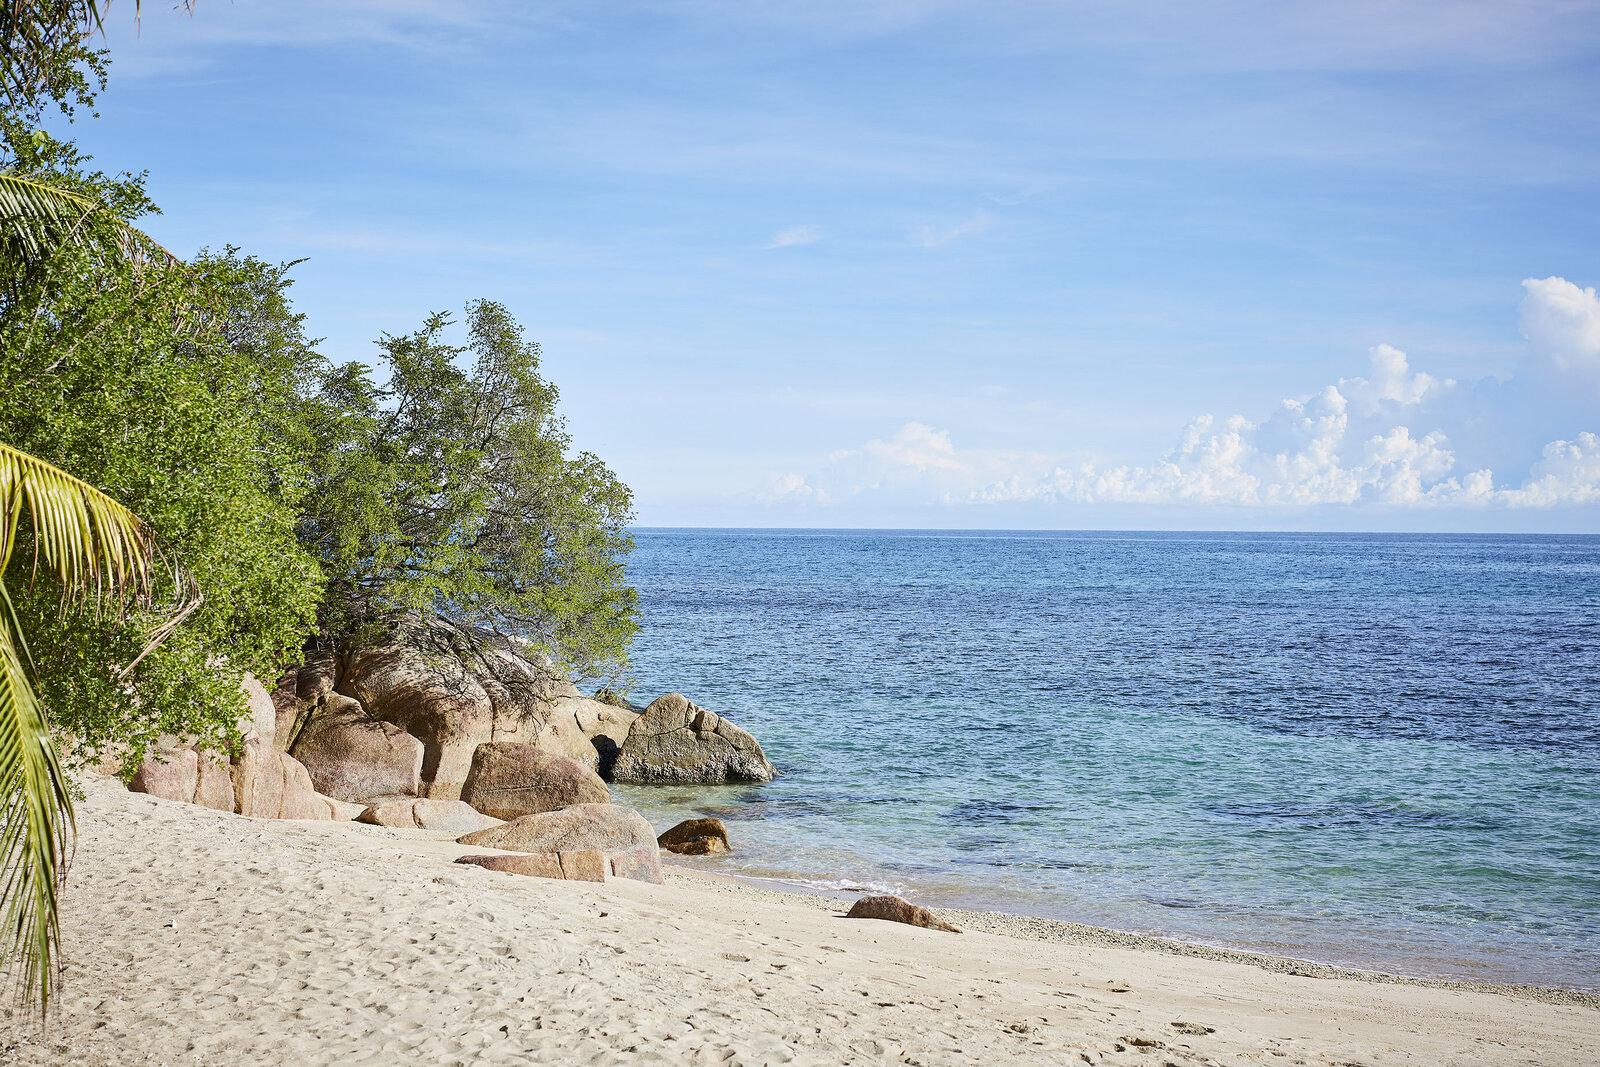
xmin=610 ymin=529 xmax=1600 ymax=991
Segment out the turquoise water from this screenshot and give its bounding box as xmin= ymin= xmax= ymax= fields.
xmin=610 ymin=530 xmax=1600 ymax=991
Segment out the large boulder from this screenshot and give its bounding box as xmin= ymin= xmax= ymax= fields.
xmin=230 ymin=739 xmax=339 ymax=820
xmin=128 ymin=739 xmax=237 ymax=813
xmin=357 ymin=797 xmax=502 ymax=834
xmin=289 ymin=693 xmax=424 ymax=803
xmin=335 ymin=616 xmax=638 ymax=799
xmin=609 ymin=695 xmax=776 ymax=784
xmin=128 ymin=738 xmax=236 ymax=813
xmin=459 ymin=742 xmax=609 ymax=820
xmin=457 ymin=802 xmax=663 ymax=884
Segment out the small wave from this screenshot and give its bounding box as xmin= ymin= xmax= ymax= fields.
xmin=764 ymin=875 xmax=906 ymax=896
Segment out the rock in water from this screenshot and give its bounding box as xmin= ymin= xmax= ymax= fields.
xmin=845 ymin=895 xmax=961 ymax=933
xmin=290 ymin=693 xmax=425 ymax=803
xmin=357 ymin=797 xmax=502 ymax=833
xmin=459 ymin=742 xmax=610 ymax=820
xmin=456 ymin=850 xmax=608 ymax=882
xmin=657 ymin=817 xmax=730 ymax=855
xmin=609 ymin=695 xmax=776 ymax=784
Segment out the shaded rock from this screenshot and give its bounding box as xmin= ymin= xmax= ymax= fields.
xmin=459 ymin=742 xmax=609 ymax=820
xmin=358 ymin=797 xmax=502 ymax=833
xmin=845 ymin=895 xmax=961 ymax=933
xmin=458 ymin=802 xmax=656 ymax=855
xmin=610 ymin=694 xmax=776 ymax=785
xmin=289 ymin=692 xmax=424 ymax=803
xmin=193 ymin=754 xmax=237 ymax=812
xmin=658 ymin=817 xmax=730 ymax=855
xmin=335 ymin=615 xmax=638 ymax=799
xmin=230 ymin=739 xmax=338 ymax=820
xmin=269 ymin=645 xmax=340 ymax=753
xmin=608 ymin=846 xmax=665 ymax=884
xmin=455 ymin=850 xmax=607 ymax=882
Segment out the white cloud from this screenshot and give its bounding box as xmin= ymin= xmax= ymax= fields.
xmin=1520 ymin=276 xmax=1600 ymax=376
xmin=917 ymin=210 xmax=990 ymax=248
xmin=1339 ymin=343 xmax=1450 ymax=409
xmin=766 ymin=224 xmax=822 ymax=249
xmin=1499 ymin=433 xmax=1600 ymax=508
xmin=765 ymin=472 xmax=832 ymax=504
xmin=863 ymin=422 xmax=962 ymax=471
xmin=766 ymin=280 xmax=1600 ymax=513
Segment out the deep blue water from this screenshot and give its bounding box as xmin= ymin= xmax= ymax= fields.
xmin=609 ymin=529 xmax=1600 ymax=991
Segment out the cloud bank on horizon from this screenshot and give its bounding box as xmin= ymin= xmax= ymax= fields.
xmin=772 ymin=277 xmax=1600 ymax=513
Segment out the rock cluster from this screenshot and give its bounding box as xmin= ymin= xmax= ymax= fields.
xmin=122 ymin=615 xmax=779 ymax=888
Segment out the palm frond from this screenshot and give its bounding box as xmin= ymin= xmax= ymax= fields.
xmin=0 ymin=171 xmax=176 ymax=266
xmin=0 ymin=440 xmax=198 ymax=1014
xmin=0 ymin=585 xmax=72 ymax=1013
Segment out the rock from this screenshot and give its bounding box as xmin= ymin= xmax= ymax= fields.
xmin=357 ymin=797 xmax=502 ymax=833
xmin=335 ymin=615 xmax=639 ymax=799
xmin=844 ymin=895 xmax=961 ymax=933
xmin=240 ymin=674 xmax=278 ymax=749
xmin=230 ymin=738 xmax=338 ymax=820
xmin=128 ymin=742 xmax=198 ymax=805
xmin=289 ymin=692 xmax=425 ymax=803
xmin=455 ymin=850 xmax=607 ymax=882
xmin=459 ymin=742 xmax=610 ymax=820
xmin=270 ymin=645 xmax=340 ymax=753
xmin=609 ymin=694 xmax=776 ymax=785
xmin=657 ymin=817 xmax=730 ymax=855
xmin=607 ymin=846 xmax=665 ymax=884
xmin=128 ymin=739 xmax=236 ymax=813
xmin=458 ymin=803 xmax=656 ymax=855
xmin=593 ymin=688 xmax=642 ymax=711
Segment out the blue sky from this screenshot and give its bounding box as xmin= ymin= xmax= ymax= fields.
xmin=72 ymin=1 xmax=1600 ymax=529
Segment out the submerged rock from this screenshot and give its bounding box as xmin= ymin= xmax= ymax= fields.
xmin=609 ymin=695 xmax=776 ymax=785
xmin=845 ymin=895 xmax=961 ymax=933
xmin=459 ymin=742 xmax=610 ymax=820
xmin=657 ymin=817 xmax=730 ymax=855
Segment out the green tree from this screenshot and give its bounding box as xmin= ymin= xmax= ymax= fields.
xmin=299 ymin=300 xmax=639 ymax=683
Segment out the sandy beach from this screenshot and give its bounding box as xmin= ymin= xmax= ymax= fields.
xmin=0 ymin=777 xmax=1592 ymax=1066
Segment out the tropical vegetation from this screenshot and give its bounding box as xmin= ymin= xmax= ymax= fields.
xmin=0 ymin=0 xmax=637 ymax=1010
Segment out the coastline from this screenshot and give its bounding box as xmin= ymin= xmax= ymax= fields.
xmin=664 ymin=866 xmax=1600 ymax=1009
xmin=3 ymin=774 xmax=1595 ymax=1066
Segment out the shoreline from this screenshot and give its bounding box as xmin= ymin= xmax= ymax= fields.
xmin=4 ymin=775 xmax=1595 ymax=1066
xmin=663 ymin=864 xmax=1600 ymax=1009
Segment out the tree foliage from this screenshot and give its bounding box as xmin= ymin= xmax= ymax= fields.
xmin=300 ymin=300 xmax=638 ymax=682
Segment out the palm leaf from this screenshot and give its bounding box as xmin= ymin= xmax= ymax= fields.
xmin=0 ymin=171 xmax=175 ymax=266
xmin=0 ymin=584 xmax=71 ymax=1012
xmin=0 ymin=440 xmax=195 ymax=1013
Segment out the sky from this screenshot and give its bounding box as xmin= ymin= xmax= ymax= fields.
xmin=67 ymin=0 xmax=1600 ymax=530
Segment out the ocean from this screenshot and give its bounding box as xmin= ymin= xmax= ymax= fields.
xmin=608 ymin=529 xmax=1600 ymax=991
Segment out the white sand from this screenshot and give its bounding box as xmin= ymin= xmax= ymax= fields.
xmin=1 ymin=774 xmax=1595 ymax=1066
